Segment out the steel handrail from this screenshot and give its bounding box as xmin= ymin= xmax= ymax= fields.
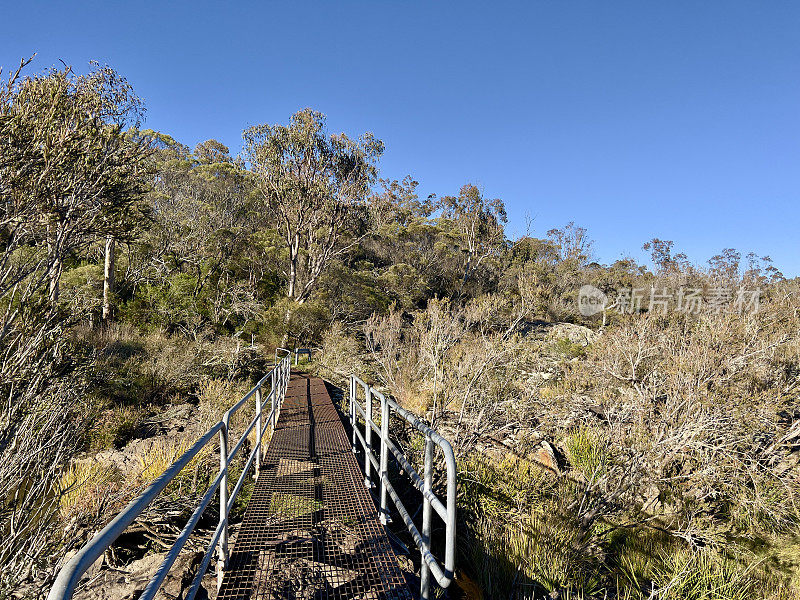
xmin=349 ymin=374 xmax=456 ymax=600
xmin=293 ymin=347 xmax=315 ymax=365
xmin=48 ymin=353 xmax=294 ymax=600
xmin=275 ymin=346 xmax=291 ymax=367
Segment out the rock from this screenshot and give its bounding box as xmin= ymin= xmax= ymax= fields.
xmin=532 ymin=441 xmax=560 ymax=474
xmin=642 ymin=484 xmax=663 ymax=513
xmin=137 ymin=404 xmax=196 ymax=438
xmin=73 ymin=551 xmax=211 ymax=600
xmin=519 ymin=320 xmax=598 ymax=346
xmin=546 ymin=323 xmax=597 ymax=347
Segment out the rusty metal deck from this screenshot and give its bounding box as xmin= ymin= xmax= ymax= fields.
xmin=217 ymin=374 xmax=412 ymax=600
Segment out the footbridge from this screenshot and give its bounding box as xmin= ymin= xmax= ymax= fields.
xmin=48 ymin=350 xmax=456 ymax=600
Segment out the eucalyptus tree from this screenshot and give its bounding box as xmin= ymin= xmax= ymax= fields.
xmin=1 ymin=60 xmax=150 ymax=304
xmin=438 ymin=184 xmax=508 ymax=290
xmin=369 ymin=176 xmax=434 ymax=230
xmin=0 ymin=58 xmax=149 ymax=586
xmin=133 ymin=135 xmax=265 ymax=335
xmin=244 ymin=108 xmax=384 ymax=303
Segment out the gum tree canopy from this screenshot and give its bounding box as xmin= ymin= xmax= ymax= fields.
xmin=0 ymin=58 xmax=150 ymax=581
xmin=244 ymin=108 xmax=384 ymax=303
xmin=0 ymin=59 xmax=150 ymax=303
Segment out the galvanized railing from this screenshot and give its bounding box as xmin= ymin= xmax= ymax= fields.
xmin=47 ymin=350 xmax=294 ymax=600
xmin=294 ymin=347 xmax=314 ymax=365
xmin=349 ymin=375 xmax=456 ymax=600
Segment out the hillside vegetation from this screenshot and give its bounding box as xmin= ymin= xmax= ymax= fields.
xmin=2 ymin=60 xmax=799 ymax=599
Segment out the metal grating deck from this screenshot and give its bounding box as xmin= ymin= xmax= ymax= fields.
xmin=216 ymin=374 xmax=412 ymax=600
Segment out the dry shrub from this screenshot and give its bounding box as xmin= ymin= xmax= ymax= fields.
xmin=361 ymin=282 xmax=800 ymax=598
xmin=197 ymin=377 xmax=250 ymax=429
xmin=135 ymin=438 xmax=193 ymax=485
xmin=140 ymin=331 xmax=200 ymax=399
xmin=318 ymin=321 xmax=365 ymax=381
xmin=77 ymin=323 xmax=259 ymax=408
xmin=89 ymin=405 xmax=146 ymax=450
xmin=58 ymin=460 xmax=122 ymax=520
xmin=365 ymin=295 xmax=530 ymax=447
xmin=574 ymin=310 xmax=800 ymax=537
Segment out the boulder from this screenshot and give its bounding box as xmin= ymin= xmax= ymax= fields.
xmin=531 ymin=441 xmax=560 ymax=474
xmin=546 ymin=323 xmax=597 ymax=347
xmin=73 ymin=551 xmax=215 ymax=600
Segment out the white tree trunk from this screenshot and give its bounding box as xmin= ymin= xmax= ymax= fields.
xmin=102 ymin=235 xmax=115 ymax=322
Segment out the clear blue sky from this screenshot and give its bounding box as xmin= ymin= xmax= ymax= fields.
xmin=4 ymin=1 xmax=799 ymax=274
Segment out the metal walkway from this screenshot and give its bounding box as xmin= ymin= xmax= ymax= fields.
xmin=217 ymin=374 xmax=412 ymax=600
xmin=48 ymin=355 xmax=453 ymax=600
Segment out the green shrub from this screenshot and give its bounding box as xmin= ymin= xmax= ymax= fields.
xmin=564 ymin=426 xmax=608 ymax=480
xmin=650 ymin=548 xmax=756 ymax=600
xmin=89 ymin=405 xmax=145 ymax=450
xmin=58 ymin=460 xmax=122 ymax=519
xmin=551 ymin=336 xmax=587 ymax=359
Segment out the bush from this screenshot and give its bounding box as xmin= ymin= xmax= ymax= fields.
xmin=89 ymin=405 xmax=146 ymax=450
xmin=58 ymin=460 xmax=122 ymax=520
xmin=260 ymin=297 xmax=330 ymax=348
xmin=317 ymin=321 xmax=364 ymax=380
xmin=564 ymin=427 xmax=608 ymax=480
xmin=650 ymin=548 xmax=756 ymax=600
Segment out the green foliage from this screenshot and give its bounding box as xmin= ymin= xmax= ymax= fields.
xmin=89 ymin=405 xmax=145 ymax=450
xmin=58 ymin=460 xmax=121 ymax=520
xmin=121 ymin=272 xmax=209 ymax=333
xmin=460 ymin=456 xmax=606 ymax=598
xmin=551 ymin=336 xmax=588 ymax=359
xmin=650 ymin=548 xmax=756 ymax=600
xmin=564 ymin=427 xmax=608 ymax=479
xmin=261 ymin=297 xmax=331 ymax=348
xmin=244 ymin=108 xmax=384 ymax=304
xmin=460 ymin=455 xmax=784 ymax=600
xmin=60 ymin=263 xmax=104 ymax=319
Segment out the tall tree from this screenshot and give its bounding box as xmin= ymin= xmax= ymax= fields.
xmin=2 ymin=61 xmax=150 ymax=303
xmin=243 ymin=108 xmax=383 ymax=303
xmin=194 ymin=138 xmax=232 ymax=165
xmin=438 ymin=184 xmax=507 ymax=288
xmin=0 ymin=58 xmax=149 ymax=586
xmin=369 ymin=176 xmax=434 ymax=230
xmin=547 ymin=221 xmax=593 ymax=265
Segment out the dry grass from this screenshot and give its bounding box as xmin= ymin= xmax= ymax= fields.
xmin=58 ymin=460 xmax=122 ymax=520
xmin=361 ymin=281 xmax=800 ymax=599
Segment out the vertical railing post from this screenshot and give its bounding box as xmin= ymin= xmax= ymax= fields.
xmin=364 ymin=385 xmax=373 ymax=488
xmin=270 ymin=380 xmax=276 ymax=432
xmin=271 ymin=369 xmax=277 ymax=430
xmin=420 ymin=434 xmax=434 ymax=599
xmin=284 ymin=355 xmax=289 ymax=394
xmin=277 ymin=360 xmax=283 ymax=421
xmin=350 ymin=375 xmax=358 ymax=454
xmin=254 ymin=388 xmax=262 ymax=479
xmin=379 ymin=391 xmax=389 ymax=525
xmin=216 ymin=422 xmax=229 ymax=589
